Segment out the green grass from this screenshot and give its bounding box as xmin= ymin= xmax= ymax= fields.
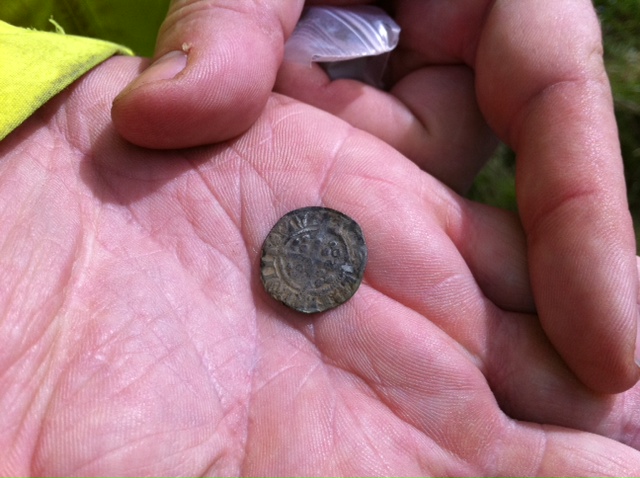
xmin=469 ymin=0 xmax=640 ymax=249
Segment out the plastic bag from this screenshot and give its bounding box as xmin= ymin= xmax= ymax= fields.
xmin=284 ymin=6 xmax=401 ymax=88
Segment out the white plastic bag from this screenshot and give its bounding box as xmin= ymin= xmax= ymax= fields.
xmin=284 ymin=6 xmax=401 ymax=87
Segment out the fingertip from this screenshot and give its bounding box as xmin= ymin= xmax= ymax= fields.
xmin=556 ymin=292 xmax=640 ymax=394
xmin=111 ymin=41 xmax=272 ymax=149
xmin=529 ymin=219 xmax=640 ymax=394
xmin=577 ymin=360 xmax=640 ymax=395
xmin=554 ymin=313 xmax=640 ymax=395
xmin=111 ymin=0 xmax=304 ymax=149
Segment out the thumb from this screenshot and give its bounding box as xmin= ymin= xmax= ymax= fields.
xmin=111 ymin=0 xmax=303 ymax=149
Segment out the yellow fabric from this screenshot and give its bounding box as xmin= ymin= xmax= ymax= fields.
xmin=0 ymin=0 xmax=169 ymax=58
xmin=0 ymin=20 xmax=132 ymax=141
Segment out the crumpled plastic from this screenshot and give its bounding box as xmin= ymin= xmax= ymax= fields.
xmin=284 ymin=6 xmax=401 ymax=88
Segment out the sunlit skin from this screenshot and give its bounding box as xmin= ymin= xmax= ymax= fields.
xmin=112 ymin=0 xmax=640 ymax=395
xmin=1 ymin=55 xmax=639 ymax=476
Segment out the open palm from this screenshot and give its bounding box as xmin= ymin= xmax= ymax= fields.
xmin=2 ymin=57 xmax=640 ymax=476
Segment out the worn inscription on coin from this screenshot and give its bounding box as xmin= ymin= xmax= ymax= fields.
xmin=261 ymin=206 xmax=367 ymax=313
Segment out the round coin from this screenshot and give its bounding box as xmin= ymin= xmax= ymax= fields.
xmin=260 ymin=206 xmax=367 ymax=313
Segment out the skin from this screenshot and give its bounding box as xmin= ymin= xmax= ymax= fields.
xmin=2 ymin=56 xmax=640 ymax=476
xmin=111 ymin=0 xmax=640 ymax=394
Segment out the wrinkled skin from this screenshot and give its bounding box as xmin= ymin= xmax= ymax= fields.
xmin=112 ymin=0 xmax=640 ymax=394
xmin=2 ymin=56 xmax=640 ymax=477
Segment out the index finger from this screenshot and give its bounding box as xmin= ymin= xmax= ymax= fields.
xmin=476 ymin=0 xmax=639 ymax=392
xmin=398 ymin=0 xmax=639 ymax=392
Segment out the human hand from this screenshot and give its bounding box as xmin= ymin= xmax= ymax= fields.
xmin=2 ymin=56 xmax=640 ymax=476
xmin=111 ymin=0 xmax=640 ymax=393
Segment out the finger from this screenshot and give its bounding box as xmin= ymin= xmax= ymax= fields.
xmin=394 ymin=0 xmax=639 ymax=392
xmin=475 ymin=0 xmax=640 ymax=392
xmin=452 ymin=202 xmax=534 ymax=313
xmin=483 ymin=307 xmax=640 ymax=452
xmin=275 ymin=62 xmax=497 ymax=193
xmin=482 ymin=259 xmax=639 ymax=450
xmin=111 ymin=0 xmax=303 ymax=149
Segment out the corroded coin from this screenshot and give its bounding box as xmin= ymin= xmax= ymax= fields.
xmin=260 ymin=207 xmax=367 ymax=313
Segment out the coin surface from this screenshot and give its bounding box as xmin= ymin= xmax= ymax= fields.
xmin=260 ymin=207 xmax=367 ymax=313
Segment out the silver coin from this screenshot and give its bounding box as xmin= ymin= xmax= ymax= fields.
xmin=260 ymin=207 xmax=367 ymax=313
